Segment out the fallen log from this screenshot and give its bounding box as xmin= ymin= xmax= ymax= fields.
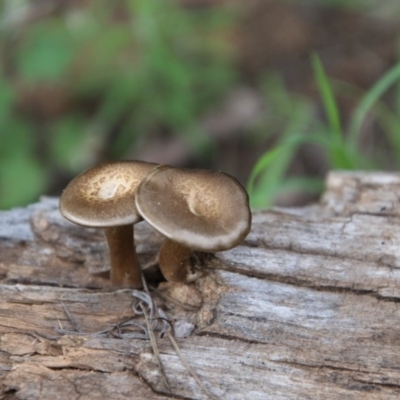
xmin=1 ymin=171 xmax=400 ymax=399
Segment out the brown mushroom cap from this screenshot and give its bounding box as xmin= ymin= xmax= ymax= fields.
xmin=60 ymin=161 xmax=157 ymax=228
xmin=135 ymin=165 xmax=251 ymax=252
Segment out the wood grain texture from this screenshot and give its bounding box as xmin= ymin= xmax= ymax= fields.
xmin=1 ymin=171 xmax=400 ymax=399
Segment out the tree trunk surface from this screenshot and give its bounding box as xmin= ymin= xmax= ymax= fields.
xmin=1 ymin=171 xmax=400 ymax=399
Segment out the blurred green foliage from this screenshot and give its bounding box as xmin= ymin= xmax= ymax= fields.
xmin=0 ymin=0 xmax=237 ymax=209
xmin=248 ymin=55 xmax=400 ymax=208
xmin=1 ymin=0 xmax=400 ymax=211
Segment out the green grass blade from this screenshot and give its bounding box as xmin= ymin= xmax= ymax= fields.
xmin=247 ymin=132 xmax=313 ymax=208
xmin=247 ymin=145 xmax=284 ymax=202
xmin=311 ymin=53 xmax=343 ymax=144
xmin=348 ymin=62 xmax=400 ymax=147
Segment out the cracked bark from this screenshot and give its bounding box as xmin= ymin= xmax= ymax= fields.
xmin=1 ymin=171 xmax=400 ymax=399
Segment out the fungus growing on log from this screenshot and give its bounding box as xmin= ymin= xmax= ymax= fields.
xmin=59 ymin=160 xmax=157 ymax=288
xmin=136 ymin=165 xmax=251 ymax=282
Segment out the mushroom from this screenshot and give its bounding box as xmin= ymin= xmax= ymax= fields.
xmin=135 ymin=165 xmax=251 ymax=282
xmin=59 ymin=160 xmax=157 ymax=288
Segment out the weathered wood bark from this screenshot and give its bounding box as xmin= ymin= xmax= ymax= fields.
xmin=1 ymin=171 xmax=400 ymax=399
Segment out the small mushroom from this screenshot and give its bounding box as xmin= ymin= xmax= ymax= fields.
xmin=59 ymin=160 xmax=157 ymax=288
xmin=135 ymin=165 xmax=251 ymax=282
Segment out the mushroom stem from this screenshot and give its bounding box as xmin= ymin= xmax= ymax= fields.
xmin=158 ymin=239 xmax=193 ymax=283
xmin=104 ymin=224 xmax=142 ymax=288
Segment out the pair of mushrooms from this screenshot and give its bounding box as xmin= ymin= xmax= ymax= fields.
xmin=59 ymin=161 xmax=251 ymax=288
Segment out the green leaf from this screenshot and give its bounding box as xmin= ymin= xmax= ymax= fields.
xmin=16 ymin=19 xmax=76 ymax=82
xmin=50 ymin=114 xmax=88 ymax=172
xmin=0 ymin=75 xmax=14 ymax=126
xmin=1 ymin=118 xmax=35 ymax=156
xmin=0 ymin=154 xmax=46 ymax=209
